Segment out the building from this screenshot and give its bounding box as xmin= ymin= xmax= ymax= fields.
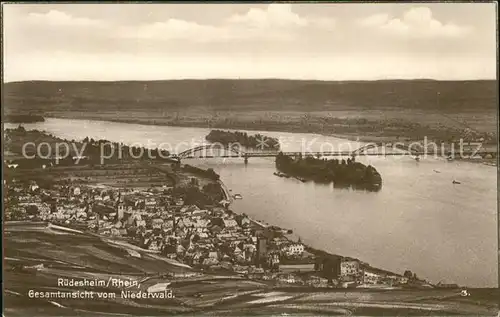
xmin=148 ymin=240 xmax=162 ymax=251
xmin=315 ymin=256 xmax=341 ymax=282
xmin=222 ymin=219 xmax=238 ymax=229
xmin=305 ymin=275 xmax=329 ymax=288
xmin=145 ymin=198 xmax=157 ymax=206
xmin=235 ymin=214 xmax=251 ymax=227
xmin=362 ymin=269 xmax=381 ymax=284
xmin=278 ymin=273 xmax=298 ymax=284
xmin=256 ymin=236 xmax=268 ymax=268
xmin=73 ymin=187 xmax=81 ymax=196
xmin=136 ymin=219 xmax=146 ymax=227
xmin=116 ymin=202 xmax=125 ymax=220
xmin=280 ymin=263 xmax=315 ymax=273
xmin=396 ymin=276 xmax=409 ymax=284
xmin=281 ymin=243 xmax=305 ymax=257
xmin=151 ymin=218 xmax=164 ymax=229
xmin=340 ymin=260 xmax=360 ymax=278
xmin=267 ymin=252 xmax=280 ymax=272
xmin=436 ymin=282 xmax=459 ymax=289
xmin=30 ymin=184 xmax=40 ymax=192
xmin=174 ymin=198 xmax=184 ymax=206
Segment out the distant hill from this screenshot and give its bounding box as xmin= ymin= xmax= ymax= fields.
xmin=3 ymin=79 xmax=497 ymax=114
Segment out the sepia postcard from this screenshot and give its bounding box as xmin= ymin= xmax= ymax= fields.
xmin=2 ymin=2 xmax=499 ymax=316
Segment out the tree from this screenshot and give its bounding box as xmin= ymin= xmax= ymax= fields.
xmin=192 ymin=234 xmax=200 ymax=244
xmin=403 ymin=270 xmax=413 ymax=279
xmin=25 ymin=205 xmax=39 ymax=216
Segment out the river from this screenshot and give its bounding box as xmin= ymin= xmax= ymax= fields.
xmin=5 ymin=118 xmax=498 ymax=287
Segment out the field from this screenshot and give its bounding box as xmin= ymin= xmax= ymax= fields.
xmin=3 ymin=79 xmax=498 ymax=143
xmin=3 ymin=127 xmax=224 ymax=189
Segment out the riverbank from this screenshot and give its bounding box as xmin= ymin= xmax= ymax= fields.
xmin=42 ymin=114 xmax=498 ymax=166
xmin=217 ymin=180 xmax=233 ymax=204
xmin=40 ymin=113 xmax=497 ymax=147
xmin=41 ymin=113 xmax=397 ymax=144
xmin=2 ymin=114 xmax=45 ymax=124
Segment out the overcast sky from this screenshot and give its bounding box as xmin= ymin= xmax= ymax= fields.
xmin=3 ymin=3 xmax=497 ymax=82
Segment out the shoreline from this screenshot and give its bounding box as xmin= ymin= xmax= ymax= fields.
xmin=30 ymin=114 xmax=497 ymax=148
xmin=39 ymin=115 xmax=497 ymax=166
xmin=39 ymin=115 xmax=407 ymax=144
xmin=217 ymin=179 xmax=233 ymax=204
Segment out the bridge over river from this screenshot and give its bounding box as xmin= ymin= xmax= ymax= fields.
xmin=170 ymin=143 xmax=497 ymax=163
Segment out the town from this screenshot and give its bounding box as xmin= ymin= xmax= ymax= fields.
xmin=5 ymin=169 xmax=428 ymax=289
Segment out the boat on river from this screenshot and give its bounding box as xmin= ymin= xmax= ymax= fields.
xmin=274 ymin=172 xmax=290 ymax=178
xmin=452 ymin=180 xmax=461 ymax=184
xmin=233 ymin=194 xmax=243 ymax=199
